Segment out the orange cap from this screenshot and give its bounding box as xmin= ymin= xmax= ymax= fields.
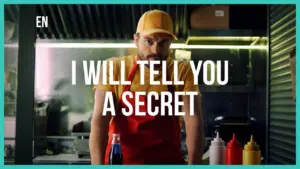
xmin=136 ymin=9 xmax=177 ymax=40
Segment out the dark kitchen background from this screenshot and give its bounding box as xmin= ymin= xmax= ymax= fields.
xmin=4 ymin=4 xmax=296 ymax=165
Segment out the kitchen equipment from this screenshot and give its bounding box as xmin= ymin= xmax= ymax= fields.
xmin=4 ymin=144 xmax=13 ymax=158
xmin=46 ymin=99 xmax=63 ymax=136
xmin=212 ymin=116 xmax=257 ymax=146
xmin=5 ymin=21 xmax=16 ymax=42
xmin=46 ymin=98 xmax=70 ymax=136
xmin=209 ymin=132 xmax=226 ymax=165
xmin=34 ymin=101 xmax=49 ymax=156
xmin=243 ymin=135 xmax=261 ymax=165
xmin=71 ymin=121 xmax=91 ymax=158
xmin=225 ymin=133 xmax=242 ymax=164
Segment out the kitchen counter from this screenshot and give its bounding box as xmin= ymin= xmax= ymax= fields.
xmin=7 ymin=147 xmax=211 ymax=165
xmin=32 ymin=153 xmax=209 ymax=165
xmin=5 ymin=154 xmax=211 ymax=165
xmin=33 ymin=154 xmax=90 ymax=164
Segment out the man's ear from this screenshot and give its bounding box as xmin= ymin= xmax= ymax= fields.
xmin=133 ymin=34 xmax=139 ymax=47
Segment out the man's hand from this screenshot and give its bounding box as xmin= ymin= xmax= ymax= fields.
xmin=89 ymin=89 xmax=112 ymax=164
xmin=183 ymin=94 xmax=205 ymax=164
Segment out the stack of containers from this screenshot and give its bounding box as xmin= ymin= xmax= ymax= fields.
xmin=209 ymin=133 xmax=261 ymax=165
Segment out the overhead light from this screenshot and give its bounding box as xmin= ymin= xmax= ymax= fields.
xmin=5 ymin=43 xmax=267 ymax=50
xmin=187 ymin=36 xmax=264 ymax=41
xmin=35 ymin=43 xmax=267 ymax=49
xmin=171 ymin=44 xmax=267 ymax=49
xmin=36 ymin=43 xmax=137 ymax=48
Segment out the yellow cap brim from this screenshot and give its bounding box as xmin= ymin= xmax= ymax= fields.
xmin=141 ymin=28 xmax=178 ymax=40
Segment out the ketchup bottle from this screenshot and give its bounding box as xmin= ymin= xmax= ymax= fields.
xmin=226 ymin=133 xmax=242 ymax=165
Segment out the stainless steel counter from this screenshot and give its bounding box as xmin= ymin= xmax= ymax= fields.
xmin=33 ymin=154 xmax=90 ymax=164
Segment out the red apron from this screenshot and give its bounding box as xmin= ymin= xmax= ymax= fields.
xmin=104 ymin=58 xmax=185 ymax=164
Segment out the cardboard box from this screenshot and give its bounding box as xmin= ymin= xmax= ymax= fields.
xmin=190 ymin=5 xmax=230 ymax=30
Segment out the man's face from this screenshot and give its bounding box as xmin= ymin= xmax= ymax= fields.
xmin=134 ymin=32 xmax=172 ymax=69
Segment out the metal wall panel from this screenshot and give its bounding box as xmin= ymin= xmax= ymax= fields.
xmin=269 ymin=5 xmax=296 ymax=164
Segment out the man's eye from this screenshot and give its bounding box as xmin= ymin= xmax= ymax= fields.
xmin=145 ymin=40 xmax=153 ymax=45
xmin=158 ymin=41 xmax=168 ymax=46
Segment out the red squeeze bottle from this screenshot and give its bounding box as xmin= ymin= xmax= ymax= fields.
xmin=226 ymin=133 xmax=243 ymax=164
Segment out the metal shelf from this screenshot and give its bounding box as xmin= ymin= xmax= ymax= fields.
xmin=188 ymin=29 xmax=266 ymax=37
xmin=5 ymin=102 xmax=16 ymax=104
xmin=34 ymin=136 xmax=76 ymax=140
xmin=187 ymin=29 xmax=267 ymax=46
xmin=198 ymin=85 xmax=254 ymax=93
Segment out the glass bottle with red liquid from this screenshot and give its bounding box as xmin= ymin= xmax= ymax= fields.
xmin=109 ymin=134 xmax=123 ymax=165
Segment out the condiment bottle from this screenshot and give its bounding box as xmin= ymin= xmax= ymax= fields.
xmin=243 ymin=135 xmax=261 ymax=165
xmin=209 ymin=132 xmax=226 ymax=165
xmin=226 ymin=133 xmax=242 ymax=164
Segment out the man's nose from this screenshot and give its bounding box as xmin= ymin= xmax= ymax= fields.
xmin=150 ymin=43 xmax=159 ymax=54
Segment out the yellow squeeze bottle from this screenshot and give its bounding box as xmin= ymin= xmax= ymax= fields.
xmin=243 ymin=135 xmax=261 ymax=165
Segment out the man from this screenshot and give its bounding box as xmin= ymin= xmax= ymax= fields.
xmin=89 ymin=9 xmax=205 ymax=165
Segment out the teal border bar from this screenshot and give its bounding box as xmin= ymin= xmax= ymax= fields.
xmin=0 ymin=2 xmax=4 ymax=167
xmin=295 ymin=2 xmax=299 ymax=166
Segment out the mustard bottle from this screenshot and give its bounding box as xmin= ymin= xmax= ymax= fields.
xmin=243 ymin=135 xmax=261 ymax=165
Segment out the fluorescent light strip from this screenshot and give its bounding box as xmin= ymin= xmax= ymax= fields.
xmin=36 ymin=43 xmax=137 ymax=48
xmin=187 ymin=36 xmax=263 ymax=41
xmin=171 ymin=44 xmax=267 ymax=49
xmin=5 ymin=43 xmax=268 ymax=49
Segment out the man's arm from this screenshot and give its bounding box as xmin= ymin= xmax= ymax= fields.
xmin=89 ymin=89 xmax=112 ymax=164
xmin=183 ymin=94 xmax=205 ymax=164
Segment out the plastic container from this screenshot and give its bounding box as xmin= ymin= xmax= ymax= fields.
xmin=209 ymin=132 xmax=226 ymax=165
xmin=226 ymin=133 xmax=242 ymax=164
xmin=243 ymin=135 xmax=261 ymax=165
